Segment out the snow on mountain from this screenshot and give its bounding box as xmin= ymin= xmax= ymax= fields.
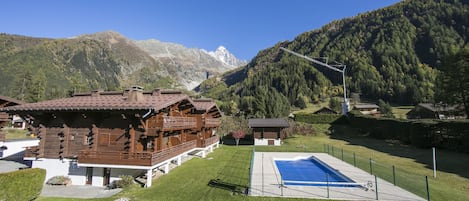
xmin=207 ymin=46 xmax=247 ymax=67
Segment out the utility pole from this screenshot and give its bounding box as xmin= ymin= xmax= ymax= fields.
xmin=280 ymin=47 xmax=349 ymax=115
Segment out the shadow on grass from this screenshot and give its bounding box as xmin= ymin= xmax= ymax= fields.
xmin=208 ymin=179 xmax=248 ymax=195
xmin=329 ymin=124 xmax=469 ymax=179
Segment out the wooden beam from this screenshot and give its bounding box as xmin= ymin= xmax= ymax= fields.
xmin=129 ymin=125 xmax=135 ymax=153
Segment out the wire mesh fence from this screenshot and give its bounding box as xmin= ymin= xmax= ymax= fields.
xmin=252 ymin=143 xmax=429 ymax=200
xmin=324 ymin=144 xmax=429 ymax=200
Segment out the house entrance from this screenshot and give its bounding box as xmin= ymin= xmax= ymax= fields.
xmin=86 ymin=167 xmax=93 ymax=185
xmin=103 ymin=168 xmax=111 ymax=186
xmin=268 ymin=140 xmax=274 ymax=145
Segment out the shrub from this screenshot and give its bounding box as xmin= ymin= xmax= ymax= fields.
xmin=0 ymin=168 xmax=46 ymax=201
xmin=294 ymin=113 xmax=343 ymax=124
xmin=46 ymin=175 xmax=72 ymax=186
xmin=109 ymin=175 xmax=135 ymax=189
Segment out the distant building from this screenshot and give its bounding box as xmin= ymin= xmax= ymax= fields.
xmin=406 ymin=103 xmax=466 ymax=119
xmin=313 ymin=107 xmax=338 ymax=115
xmin=352 ymin=103 xmax=381 ymax=117
xmin=248 ymin=118 xmax=289 ymax=146
xmin=0 ymin=95 xmax=24 ymax=142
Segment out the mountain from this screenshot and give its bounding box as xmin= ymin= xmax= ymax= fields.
xmin=200 ymin=0 xmax=469 ymax=118
xmin=0 ymin=31 xmax=246 ymax=102
xmin=206 ymin=46 xmax=247 ymax=67
xmin=134 ymin=40 xmax=246 ymax=90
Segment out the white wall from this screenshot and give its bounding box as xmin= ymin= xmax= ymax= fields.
xmin=30 ymin=158 xmax=144 ymax=186
xmin=0 ymin=139 xmax=39 ymax=159
xmin=254 ymin=138 xmax=281 ymax=146
xmin=30 ymin=158 xmax=86 ymax=185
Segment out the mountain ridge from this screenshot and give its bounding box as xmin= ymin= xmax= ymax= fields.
xmin=0 ymin=31 xmax=246 ymax=102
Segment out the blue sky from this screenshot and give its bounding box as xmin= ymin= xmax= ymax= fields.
xmin=1 ymin=0 xmax=400 ymax=60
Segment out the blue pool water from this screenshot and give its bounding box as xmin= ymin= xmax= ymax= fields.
xmin=275 ymin=157 xmax=360 ymax=187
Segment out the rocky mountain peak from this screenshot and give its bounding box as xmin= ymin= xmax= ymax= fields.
xmin=208 ymin=46 xmax=247 ymax=67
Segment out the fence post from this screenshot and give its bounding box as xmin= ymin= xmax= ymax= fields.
xmin=353 ymin=153 xmax=356 ymax=167
xmin=341 ymin=148 xmax=344 ymax=161
xmin=332 ymin=146 xmax=335 ymax=156
xmin=392 ymin=165 xmax=396 ymax=185
xmin=426 ymin=176 xmax=430 ymax=201
xmin=323 ymin=144 xmax=326 ymax=153
xmin=326 ymin=173 xmax=330 ymax=198
xmin=369 ymin=158 xmax=373 ymax=175
xmin=375 ymin=175 xmax=378 ymax=200
xmin=281 ymin=179 xmax=283 ymax=196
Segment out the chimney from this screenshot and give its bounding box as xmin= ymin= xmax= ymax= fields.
xmin=152 ymin=88 xmax=161 ymax=96
xmin=127 ymin=86 xmax=144 ymax=102
xmin=91 ymin=89 xmax=103 ymax=97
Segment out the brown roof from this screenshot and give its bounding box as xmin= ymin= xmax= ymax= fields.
xmin=0 ymin=95 xmax=24 ymax=107
xmin=192 ymin=98 xmax=216 ymax=110
xmin=353 ymin=104 xmax=379 ymax=109
xmin=0 ymin=89 xmax=193 ymax=112
xmin=248 ymin=118 xmax=290 ymax=128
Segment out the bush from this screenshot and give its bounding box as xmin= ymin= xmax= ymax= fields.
xmin=346 ymin=111 xmax=469 ymax=152
xmin=294 ymin=113 xmax=343 ymax=124
xmin=46 ymin=175 xmax=72 ymax=186
xmin=109 ymin=175 xmax=135 ymax=189
xmin=0 ymin=168 xmax=46 ymax=201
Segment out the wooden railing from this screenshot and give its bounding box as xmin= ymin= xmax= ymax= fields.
xmin=198 ymin=135 xmax=219 ymax=148
xmin=78 ymin=141 xmax=197 ymax=166
xmin=162 ymin=116 xmax=197 ymax=130
xmin=147 ymin=116 xmax=198 ymax=132
xmin=24 ymin=146 xmax=41 ymax=158
xmin=205 ymin=118 xmax=221 ymax=128
xmin=0 ymin=112 xmax=9 ymax=121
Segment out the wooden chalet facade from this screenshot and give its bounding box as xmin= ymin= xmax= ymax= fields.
xmin=0 ymin=95 xmax=24 ymax=141
xmin=248 ymin=118 xmax=289 ymax=146
xmin=0 ymin=87 xmax=221 ymax=187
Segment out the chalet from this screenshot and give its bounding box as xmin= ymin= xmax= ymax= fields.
xmin=352 ymin=103 xmax=381 ymax=117
xmin=313 ymin=107 xmax=338 ymax=115
xmin=0 ymin=95 xmax=24 ymax=141
xmin=248 ymin=118 xmax=289 ymax=146
xmin=406 ymin=103 xmax=466 ymax=120
xmin=0 ymin=87 xmax=221 ymax=188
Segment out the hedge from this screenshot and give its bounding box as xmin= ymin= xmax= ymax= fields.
xmin=346 ymin=111 xmax=469 ymax=152
xmin=0 ymin=168 xmax=46 ymax=201
xmin=294 ymin=113 xmax=345 ymax=124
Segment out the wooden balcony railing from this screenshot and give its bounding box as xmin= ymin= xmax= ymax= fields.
xmin=204 ymin=118 xmax=221 ymax=128
xmin=24 ymin=146 xmax=41 ymax=158
xmin=147 ymin=116 xmax=198 ymax=132
xmin=0 ymin=112 xmax=9 ymax=122
xmin=78 ymin=140 xmax=197 ymax=166
xmin=198 ymin=135 xmax=219 ymax=148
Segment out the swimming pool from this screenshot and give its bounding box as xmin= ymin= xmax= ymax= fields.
xmin=275 ymin=156 xmax=361 ymax=187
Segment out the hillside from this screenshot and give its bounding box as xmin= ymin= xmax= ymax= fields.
xmin=200 ymin=0 xmax=469 ymax=117
xmin=0 ymin=31 xmax=245 ymax=102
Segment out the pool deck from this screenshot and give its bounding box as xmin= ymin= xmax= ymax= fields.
xmin=250 ymin=152 xmax=426 ymax=201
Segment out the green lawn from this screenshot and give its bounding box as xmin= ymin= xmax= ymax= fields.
xmin=37 ymin=124 xmax=469 ymax=201
xmin=1 ymin=128 xmax=31 ymax=140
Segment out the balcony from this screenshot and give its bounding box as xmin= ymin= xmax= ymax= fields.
xmin=0 ymin=112 xmax=9 ymax=122
xmin=147 ymin=116 xmax=198 ymax=133
xmin=204 ymin=118 xmax=221 ymax=128
xmin=24 ymin=146 xmax=41 ymax=158
xmin=197 ymin=135 xmax=219 ymax=148
xmin=78 ymin=140 xmax=197 ymax=166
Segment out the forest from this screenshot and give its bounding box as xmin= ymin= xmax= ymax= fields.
xmin=199 ymin=0 xmax=469 ymax=118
